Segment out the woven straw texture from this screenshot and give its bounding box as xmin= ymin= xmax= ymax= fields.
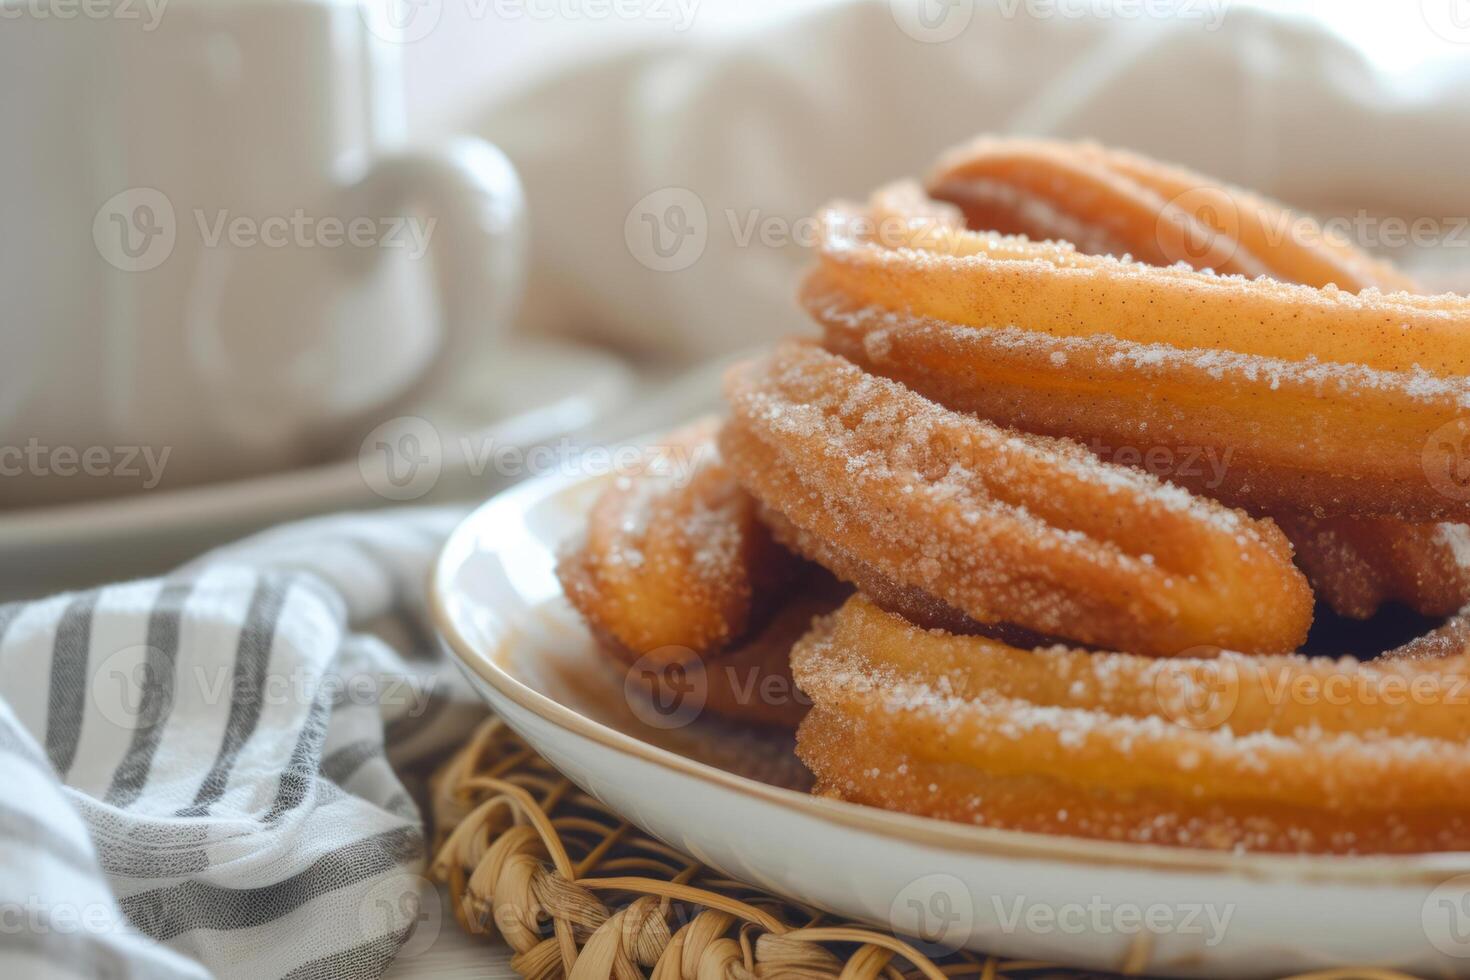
xmin=428 ymin=717 xmax=1417 ymax=980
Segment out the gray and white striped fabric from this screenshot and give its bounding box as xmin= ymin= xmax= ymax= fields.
xmin=0 ymin=508 xmax=484 ymax=979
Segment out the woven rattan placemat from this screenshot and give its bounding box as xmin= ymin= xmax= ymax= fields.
xmin=427 ymin=717 xmax=1413 ymax=980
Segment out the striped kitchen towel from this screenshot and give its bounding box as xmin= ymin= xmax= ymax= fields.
xmin=0 ymin=508 xmax=485 ymax=979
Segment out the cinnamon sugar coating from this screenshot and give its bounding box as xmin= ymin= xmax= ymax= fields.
xmin=556 ymin=421 xmax=797 ymax=663
xmin=721 ymin=343 xmax=1311 ymax=657
xmin=811 ymin=184 xmax=1470 ymax=519
xmin=793 ymin=597 xmax=1470 ymax=854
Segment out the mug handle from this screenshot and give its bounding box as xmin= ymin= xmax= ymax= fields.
xmin=333 ymin=137 xmax=527 ymax=417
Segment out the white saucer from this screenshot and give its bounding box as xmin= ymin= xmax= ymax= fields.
xmin=0 ymin=339 xmax=633 ymax=598
xmin=432 ymin=459 xmax=1470 ymax=979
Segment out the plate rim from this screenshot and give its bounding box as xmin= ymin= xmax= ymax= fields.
xmin=431 ymin=466 xmax=1470 ymax=886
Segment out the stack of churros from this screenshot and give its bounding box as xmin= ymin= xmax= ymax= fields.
xmin=559 ymin=138 xmax=1470 ymax=854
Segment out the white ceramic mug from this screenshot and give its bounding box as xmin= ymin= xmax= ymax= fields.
xmin=0 ymin=0 xmax=526 ymax=506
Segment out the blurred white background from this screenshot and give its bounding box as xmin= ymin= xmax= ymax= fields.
xmin=405 ymin=0 xmax=1470 ymax=136
xmin=6 ymin=0 xmax=1470 ymax=586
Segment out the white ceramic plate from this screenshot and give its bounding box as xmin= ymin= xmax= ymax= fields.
xmin=432 ymin=465 xmax=1470 ymax=978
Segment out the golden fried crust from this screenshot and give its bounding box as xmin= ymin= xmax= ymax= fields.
xmin=1273 ymin=515 xmax=1470 ymax=620
xmin=794 ymin=597 xmax=1470 ymax=854
xmin=755 ymin=505 xmax=1056 ymax=648
xmin=925 ymin=138 xmax=1420 ymax=292
xmin=920 ymin=142 xmax=1470 ymax=626
xmin=809 ymin=179 xmax=1470 ymax=520
xmin=809 ymin=272 xmax=1470 ymax=520
xmin=721 ymin=343 xmax=1312 ymax=657
xmin=827 ymin=183 xmax=1469 ymax=376
xmin=1382 ymin=613 xmax=1470 ymax=663
xmin=556 ymin=422 xmax=797 ymax=664
xmin=754 ymin=505 xmax=977 ymax=635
